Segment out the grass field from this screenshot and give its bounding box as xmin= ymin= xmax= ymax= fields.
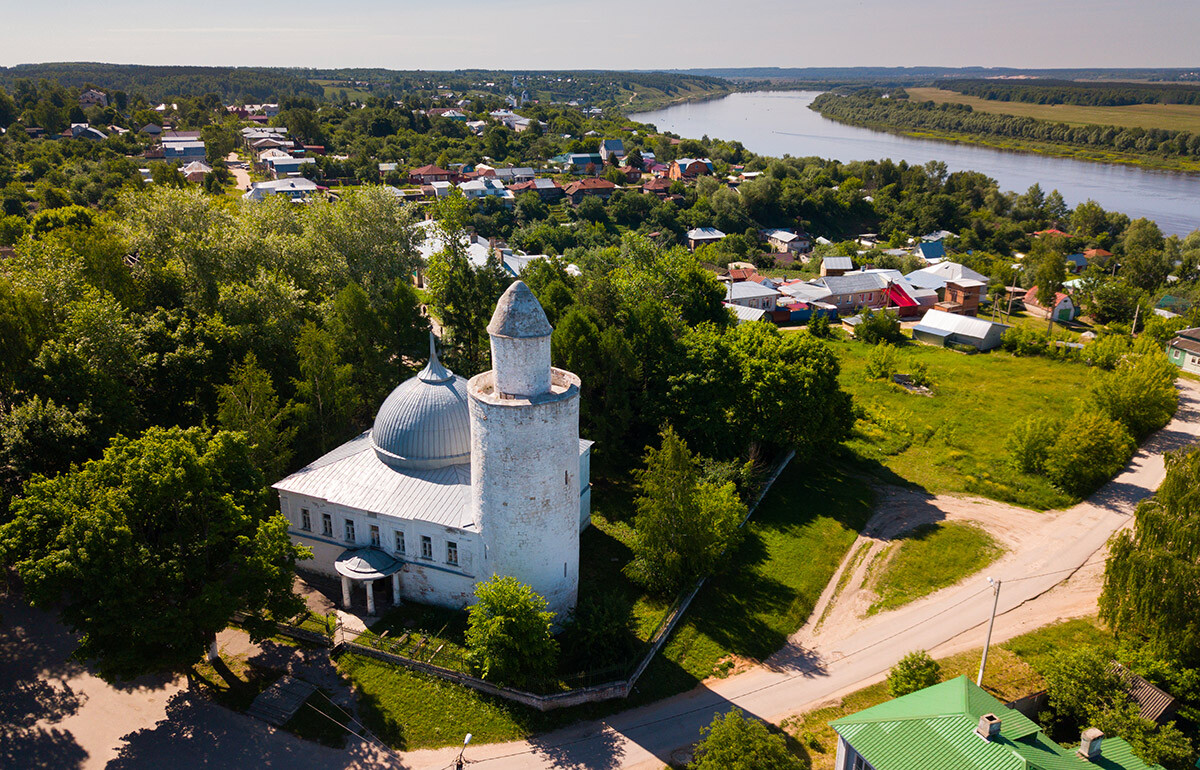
xmin=907 ymin=87 xmax=1200 ymax=133
xmin=831 ymin=336 xmax=1093 ymax=510
xmin=784 ymin=618 xmax=1111 ymax=769
xmin=310 ymin=79 xmax=374 ymax=101
xmin=868 ymin=522 xmax=1004 ymax=615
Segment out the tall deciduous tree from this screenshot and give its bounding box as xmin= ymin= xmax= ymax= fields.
xmin=627 ymin=427 xmax=746 ymax=595
xmin=0 ymin=426 xmax=308 ymax=681
xmin=1101 ymin=446 xmax=1200 ymax=667
xmin=291 ymin=322 xmax=356 ymax=454
xmin=217 ymin=352 xmax=295 ymax=480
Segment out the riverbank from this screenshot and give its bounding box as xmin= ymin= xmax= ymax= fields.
xmin=619 ymin=83 xmax=742 ymax=115
xmin=825 ymin=117 xmax=1200 ymax=174
xmin=809 ymin=92 xmax=1200 ymax=175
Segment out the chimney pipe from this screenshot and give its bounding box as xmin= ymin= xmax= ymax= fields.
xmin=975 ymin=713 xmax=1001 ymax=741
xmin=1078 ymin=728 xmax=1103 ymax=761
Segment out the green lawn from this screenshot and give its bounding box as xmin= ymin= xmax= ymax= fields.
xmin=634 ymin=461 xmax=875 ymax=700
xmin=282 ymin=688 xmax=351 ymax=748
xmin=831 ymin=337 xmax=1093 ymax=510
xmin=868 ymin=522 xmax=1004 ymax=615
xmin=785 ymin=617 xmax=1110 ymax=770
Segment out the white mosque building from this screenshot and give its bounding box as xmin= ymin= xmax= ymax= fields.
xmin=273 ymin=281 xmax=591 ymax=620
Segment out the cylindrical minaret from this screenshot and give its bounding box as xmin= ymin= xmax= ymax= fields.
xmin=468 ymin=281 xmax=580 ymax=620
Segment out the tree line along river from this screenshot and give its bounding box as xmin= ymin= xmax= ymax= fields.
xmin=631 ymin=90 xmax=1200 ymax=237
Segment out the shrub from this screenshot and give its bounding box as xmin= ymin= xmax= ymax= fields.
xmin=1006 ymin=416 xmax=1062 ymax=475
xmin=465 ymin=576 xmax=558 ymax=688
xmin=856 ymin=308 xmax=904 ymax=345
xmin=865 ymin=342 xmax=899 ymax=381
xmin=888 ymin=650 xmax=942 ymax=697
xmin=1001 ymin=325 xmax=1050 ymax=356
xmin=561 ymin=592 xmax=638 ymax=669
xmin=689 ymin=709 xmax=806 ymax=770
xmin=1087 ymin=352 xmax=1178 ymax=440
xmin=1043 ymin=412 xmax=1135 ymax=497
xmin=909 ymin=360 xmax=932 ymax=388
xmin=1081 ymin=333 xmax=1132 ymax=369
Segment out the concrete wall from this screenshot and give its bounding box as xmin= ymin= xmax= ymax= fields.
xmin=490 ymin=334 xmax=552 ymax=397
xmin=469 ymin=368 xmax=581 ymax=621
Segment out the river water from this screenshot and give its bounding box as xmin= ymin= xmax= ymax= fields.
xmin=631 ymin=91 xmax=1200 ymax=237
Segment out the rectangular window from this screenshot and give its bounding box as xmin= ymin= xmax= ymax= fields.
xmin=300 ymin=508 xmax=311 ymax=532
xmin=370 ymin=525 xmax=380 ymax=547
xmin=394 ymin=530 xmax=405 ymax=555
xmin=321 ymin=513 xmax=333 ymax=538
xmin=446 ymin=541 xmax=458 ymax=566
xmin=421 ymin=536 xmax=433 ymax=560
xmin=344 ymin=519 xmax=356 ymax=543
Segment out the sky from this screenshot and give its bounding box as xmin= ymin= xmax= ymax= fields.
xmin=3 ymin=0 xmax=1199 ymax=71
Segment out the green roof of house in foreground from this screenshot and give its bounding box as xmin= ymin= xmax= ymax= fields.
xmin=831 ymin=676 xmax=1164 ymax=770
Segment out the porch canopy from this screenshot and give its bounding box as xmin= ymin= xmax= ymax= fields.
xmin=334 ymin=547 xmax=402 ymax=581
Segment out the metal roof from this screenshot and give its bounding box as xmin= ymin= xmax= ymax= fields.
xmin=370 ymin=345 xmax=472 ymax=470
xmin=905 ymin=262 xmax=990 ymax=291
xmin=832 ymin=677 xmax=1162 ymax=770
xmin=915 ymin=309 xmax=1008 ymax=341
xmin=819 ymin=272 xmax=890 ymax=294
xmin=823 ymin=256 xmax=854 ymax=270
xmin=727 ymin=282 xmax=780 ymax=300
xmin=687 ymin=227 xmax=726 ymax=239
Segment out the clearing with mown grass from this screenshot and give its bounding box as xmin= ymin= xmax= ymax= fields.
xmin=906 ymin=87 xmax=1200 ymax=133
xmin=867 ymin=522 xmax=1004 ymax=615
xmin=785 ymin=617 xmax=1111 ymax=769
xmin=831 ymin=337 xmax=1093 ymax=510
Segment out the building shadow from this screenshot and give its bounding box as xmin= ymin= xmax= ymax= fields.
xmin=107 ymin=689 xmax=399 ymax=769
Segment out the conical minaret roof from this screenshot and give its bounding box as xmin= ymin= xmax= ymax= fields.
xmin=487 ymin=281 xmax=552 ymax=339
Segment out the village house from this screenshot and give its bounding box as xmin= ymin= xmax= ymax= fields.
xmin=180 ymin=161 xmax=213 ymax=183
xmin=1023 ymin=285 xmax=1079 ymax=322
xmin=642 ymin=177 xmax=672 ymax=197
xmin=564 ymin=178 xmax=617 ymax=205
xmin=1166 ymin=327 xmax=1200 ymax=375
xmin=814 ymin=270 xmax=933 ymax=316
xmin=459 ymin=178 xmax=516 ymax=206
xmin=687 ymin=227 xmax=726 ymax=251
xmin=726 ymin=281 xmax=780 ymax=311
xmin=668 ymin=158 xmax=713 ymax=180
xmin=914 ymin=240 xmax=947 ymax=263
xmin=562 ymin=153 xmax=605 ymax=174
xmin=266 ymin=156 xmax=316 ymax=179
xmin=763 ymin=229 xmax=812 ymax=254
xmin=822 ymin=256 xmax=854 ymax=277
xmin=162 ymin=140 xmax=207 ymax=162
xmin=243 ymin=177 xmax=321 ymax=202
xmin=409 ymin=164 xmax=454 ymax=185
xmin=508 ymin=177 xmax=564 ymax=203
xmin=912 ymin=309 xmax=1009 ymax=350
xmin=904 ymin=261 xmax=989 ymax=292
xmin=934 ymin=279 xmax=986 ymax=316
xmin=78 ymin=89 xmax=108 ymax=108
xmin=61 ymin=123 xmax=107 ymax=141
xmin=832 ymin=677 xmax=1161 ymax=770
xmin=597 ymin=138 xmax=625 ymax=160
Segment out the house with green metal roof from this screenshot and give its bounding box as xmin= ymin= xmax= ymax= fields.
xmin=830 ymin=676 xmax=1164 ymax=770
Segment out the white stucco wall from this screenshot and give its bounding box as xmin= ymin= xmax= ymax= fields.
xmin=469 ymin=367 xmax=581 ymax=621
xmin=490 ymin=334 xmax=552 ymax=397
xmin=279 ymin=492 xmax=479 ymax=609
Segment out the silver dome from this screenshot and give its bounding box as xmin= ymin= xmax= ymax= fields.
xmin=370 ymin=336 xmax=471 ymax=470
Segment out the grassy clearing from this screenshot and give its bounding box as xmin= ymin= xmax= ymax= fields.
xmin=785 ymin=617 xmax=1109 ymax=769
xmin=832 ymin=337 xmax=1092 ymax=510
xmin=633 ymin=461 xmax=874 ymax=700
xmin=907 ymin=88 xmax=1200 ymax=133
xmin=868 ymin=522 xmax=1004 ymax=615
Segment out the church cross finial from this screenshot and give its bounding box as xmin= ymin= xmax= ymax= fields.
xmin=418 ymin=331 xmax=453 ymax=383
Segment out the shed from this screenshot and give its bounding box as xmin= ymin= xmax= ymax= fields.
xmin=912 ymin=309 xmax=1009 ymax=351
xmin=821 ymin=256 xmax=854 ymax=277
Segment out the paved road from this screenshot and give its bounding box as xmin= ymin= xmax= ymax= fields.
xmin=404 ymin=380 xmax=1200 ymax=770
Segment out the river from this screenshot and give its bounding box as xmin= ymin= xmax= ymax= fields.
xmin=631 ymin=91 xmax=1200 ymax=237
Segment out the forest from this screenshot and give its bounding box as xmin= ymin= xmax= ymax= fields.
xmin=943 ymin=78 xmax=1200 ymax=107
xmin=811 ymin=90 xmax=1200 ymax=164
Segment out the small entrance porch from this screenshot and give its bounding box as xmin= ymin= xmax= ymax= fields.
xmin=333 ymin=547 xmax=404 ymax=616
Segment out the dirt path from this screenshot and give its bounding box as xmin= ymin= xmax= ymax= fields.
xmin=226 ymin=151 xmax=251 ymax=191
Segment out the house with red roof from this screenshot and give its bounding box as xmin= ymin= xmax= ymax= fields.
xmin=564 ymin=178 xmax=617 ymax=205
xmin=409 ymin=164 xmax=454 ymax=184
xmin=1023 ymin=285 xmax=1079 ymax=322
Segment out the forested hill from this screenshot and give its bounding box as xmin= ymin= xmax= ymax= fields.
xmin=0 ymin=64 xmax=732 ymax=109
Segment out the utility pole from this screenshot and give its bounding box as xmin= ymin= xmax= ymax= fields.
xmin=977 ymin=577 xmax=1001 ymax=687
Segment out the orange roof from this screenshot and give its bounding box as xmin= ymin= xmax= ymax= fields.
xmin=410 ymin=164 xmax=451 ymax=176
xmin=565 ymin=178 xmax=617 ymax=194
